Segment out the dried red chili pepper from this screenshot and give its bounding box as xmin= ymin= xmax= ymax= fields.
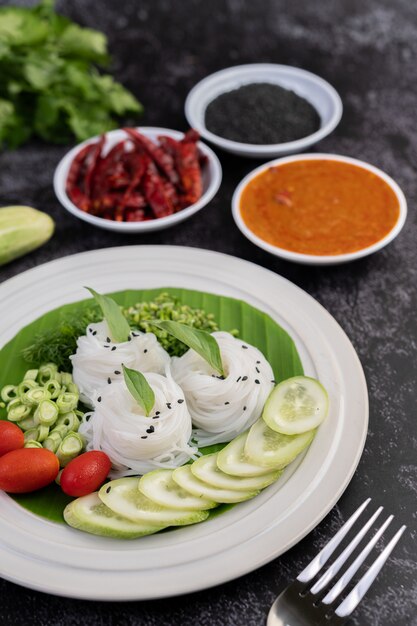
xmin=142 ymin=161 xmax=174 ymax=218
xmin=177 ymin=141 xmax=203 ymax=206
xmin=67 ymin=186 xmax=91 ymax=212
xmin=66 ymin=143 xmax=95 ymax=196
xmin=124 ymin=128 xmax=179 ymax=186
xmin=84 ymin=135 xmax=105 ymax=198
xmin=91 ymin=140 xmax=127 ymax=199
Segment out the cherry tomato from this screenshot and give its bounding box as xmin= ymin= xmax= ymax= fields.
xmin=60 ymin=451 xmax=111 ymax=497
xmin=0 ymin=448 xmax=59 ymax=493
xmin=0 ymin=421 xmax=24 ymax=457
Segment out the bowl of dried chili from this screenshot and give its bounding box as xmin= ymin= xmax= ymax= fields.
xmin=232 ymin=154 xmax=407 ymax=265
xmin=53 ymin=127 xmax=222 ymax=232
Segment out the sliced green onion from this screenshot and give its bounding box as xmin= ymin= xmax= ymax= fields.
xmin=50 ymin=424 xmax=69 ymax=438
xmin=17 ymin=379 xmax=39 ymax=397
xmin=23 ymin=369 xmax=38 ymax=381
xmin=43 ymin=379 xmax=62 ymax=399
xmin=66 ymin=382 xmax=79 ymax=395
xmin=23 ymin=386 xmax=52 ymax=406
xmin=23 ymin=427 xmax=39 ymax=443
xmin=56 ymin=392 xmax=78 ymax=414
xmin=8 ymin=403 xmax=32 ymax=422
xmin=43 ymin=431 xmax=63 ymax=453
xmin=56 ymin=431 xmax=84 ymax=467
xmin=38 ymin=363 xmax=59 ymax=385
xmin=24 ymin=440 xmax=43 ymax=449
xmin=55 ymin=411 xmax=80 ymax=433
xmin=17 ymin=415 xmax=37 ymax=431
xmin=60 ymin=372 xmax=73 ymax=386
xmin=37 ymin=424 xmax=50 ymax=442
xmin=6 ymin=397 xmax=22 ymax=412
xmin=35 ymin=399 xmax=59 ymax=426
xmin=1 ymin=385 xmax=18 ymax=403
xmin=55 ymin=469 xmax=63 ymax=485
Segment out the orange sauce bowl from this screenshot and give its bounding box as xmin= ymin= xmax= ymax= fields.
xmin=232 ymin=154 xmax=407 ymax=265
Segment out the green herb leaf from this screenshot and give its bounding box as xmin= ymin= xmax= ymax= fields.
xmin=122 ymin=365 xmax=155 ymax=417
xmin=85 ymin=287 xmax=130 ymax=343
xmin=152 ymin=320 xmax=224 ymax=375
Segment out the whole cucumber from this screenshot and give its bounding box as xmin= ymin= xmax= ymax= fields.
xmin=0 ymin=206 xmax=55 ymax=266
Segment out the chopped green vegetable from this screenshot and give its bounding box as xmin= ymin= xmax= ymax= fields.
xmin=56 ymin=431 xmax=84 ymax=467
xmin=122 ymin=365 xmax=155 ymax=417
xmin=0 ymin=0 xmax=142 ymax=149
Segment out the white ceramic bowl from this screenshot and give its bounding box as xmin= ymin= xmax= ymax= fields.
xmin=185 ymin=64 xmax=343 ymax=158
xmin=232 ymin=153 xmax=407 ymax=265
xmin=54 ymin=127 xmax=222 ymax=233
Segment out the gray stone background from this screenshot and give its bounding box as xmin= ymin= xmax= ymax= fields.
xmin=0 ymin=0 xmax=416 ymax=624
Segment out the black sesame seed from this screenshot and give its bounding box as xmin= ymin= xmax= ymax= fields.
xmin=141 ymin=436 xmax=147 ymax=439
xmin=242 ymin=376 xmax=248 ymax=381
xmin=132 ymin=332 xmax=139 ymax=337
xmin=256 ymin=367 xmax=260 ymax=373
xmin=255 ymin=379 xmax=260 ymax=384
xmin=155 ymin=411 xmax=160 ymax=415
xmin=106 ymin=337 xmax=111 ymax=343
xmin=97 ymin=396 xmax=102 ymax=402
xmin=106 ymin=486 xmax=111 ymax=493
xmin=271 ymin=380 xmax=276 ymax=384
xmin=144 ymin=349 xmax=148 ymax=353
xmin=225 ymin=401 xmax=230 ymax=405
xmin=104 ymin=344 xmax=110 ymax=348
xmin=242 ymin=345 xmax=248 ymax=349
xmin=166 ymin=403 xmax=172 ymax=409
xmin=152 ymin=415 xmax=160 ymax=419
xmin=92 ymin=330 xmax=97 ymax=336
xmin=89 ymin=328 xmax=93 ymax=333
xmin=236 ymin=376 xmax=241 ymax=382
xmin=217 ymin=375 xmax=225 ymax=380
xmin=178 ymin=399 xmax=184 ymax=404
xmin=114 ymin=370 xmax=121 ymax=375
xmin=111 ymin=346 xmax=117 ymax=351
xmin=128 ymin=336 xmax=132 ymax=342
xmin=256 ymin=360 xmax=261 ymax=364
xmin=107 ymin=377 xmax=111 ymax=384
xmin=146 ymin=426 xmax=155 ymax=434
xmin=243 ymin=406 xmax=247 ymax=411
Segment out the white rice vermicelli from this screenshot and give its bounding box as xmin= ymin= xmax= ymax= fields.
xmin=71 ymin=320 xmax=170 ymax=406
xmin=78 ymin=370 xmax=197 ymax=477
xmin=171 ymin=331 xmax=275 ymax=446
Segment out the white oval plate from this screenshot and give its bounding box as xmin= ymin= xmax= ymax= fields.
xmin=0 ymin=246 xmax=368 ymax=600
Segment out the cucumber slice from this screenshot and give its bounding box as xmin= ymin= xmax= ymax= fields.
xmin=263 ymin=376 xmax=328 ymax=435
xmin=139 ymin=469 xmax=217 ymax=511
xmin=245 ymin=418 xmax=316 ymax=468
xmin=99 ymin=477 xmax=209 ymax=526
xmin=191 ymin=452 xmax=282 ymax=491
xmin=217 ymin=432 xmax=276 ymax=477
xmin=64 ymin=492 xmax=165 ymax=539
xmin=172 ymin=465 xmax=258 ymax=503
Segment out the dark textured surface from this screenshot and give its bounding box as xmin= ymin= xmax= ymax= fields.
xmin=0 ymin=0 xmax=416 ymax=625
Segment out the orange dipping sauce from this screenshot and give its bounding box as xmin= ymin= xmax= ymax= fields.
xmin=239 ymin=159 xmax=400 ymax=256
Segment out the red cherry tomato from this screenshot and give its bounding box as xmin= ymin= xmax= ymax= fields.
xmin=0 ymin=421 xmax=24 ymax=457
xmin=0 ymin=448 xmax=59 ymax=493
xmin=60 ymin=451 xmax=111 ymax=497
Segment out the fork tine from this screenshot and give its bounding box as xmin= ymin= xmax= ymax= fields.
xmin=334 ymin=524 xmax=407 ymax=618
xmin=321 ymin=514 xmax=393 ymax=605
xmin=297 ymin=499 xmax=371 ymax=583
xmin=310 ymin=506 xmax=383 ymax=594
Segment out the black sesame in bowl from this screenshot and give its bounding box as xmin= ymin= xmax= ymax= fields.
xmin=204 ymin=83 xmax=321 ymax=145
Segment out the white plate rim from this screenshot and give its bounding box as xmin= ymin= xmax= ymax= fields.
xmin=0 ymin=246 xmax=368 ymax=600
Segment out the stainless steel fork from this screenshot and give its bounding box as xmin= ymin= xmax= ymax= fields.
xmin=267 ymin=499 xmax=406 ymax=625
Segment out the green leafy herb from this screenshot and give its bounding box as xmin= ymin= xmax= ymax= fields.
xmin=122 ymin=365 xmax=155 ymax=417
xmin=152 ymin=320 xmax=224 ymax=376
xmin=0 ymin=0 xmax=142 ymax=149
xmin=85 ymin=287 xmax=131 ymax=343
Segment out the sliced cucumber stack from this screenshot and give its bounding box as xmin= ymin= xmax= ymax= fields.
xmin=263 ymin=376 xmax=328 ymax=435
xmin=173 ymin=465 xmax=259 ymax=503
xmin=64 ymin=493 xmax=165 ymax=539
xmin=139 ymin=469 xmax=217 ymax=510
xmin=217 ymin=432 xmax=276 ymax=477
xmin=191 ymin=452 xmax=282 ymax=491
xmin=99 ymin=477 xmax=209 ymax=526
xmin=245 ymin=418 xmax=316 ymax=468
